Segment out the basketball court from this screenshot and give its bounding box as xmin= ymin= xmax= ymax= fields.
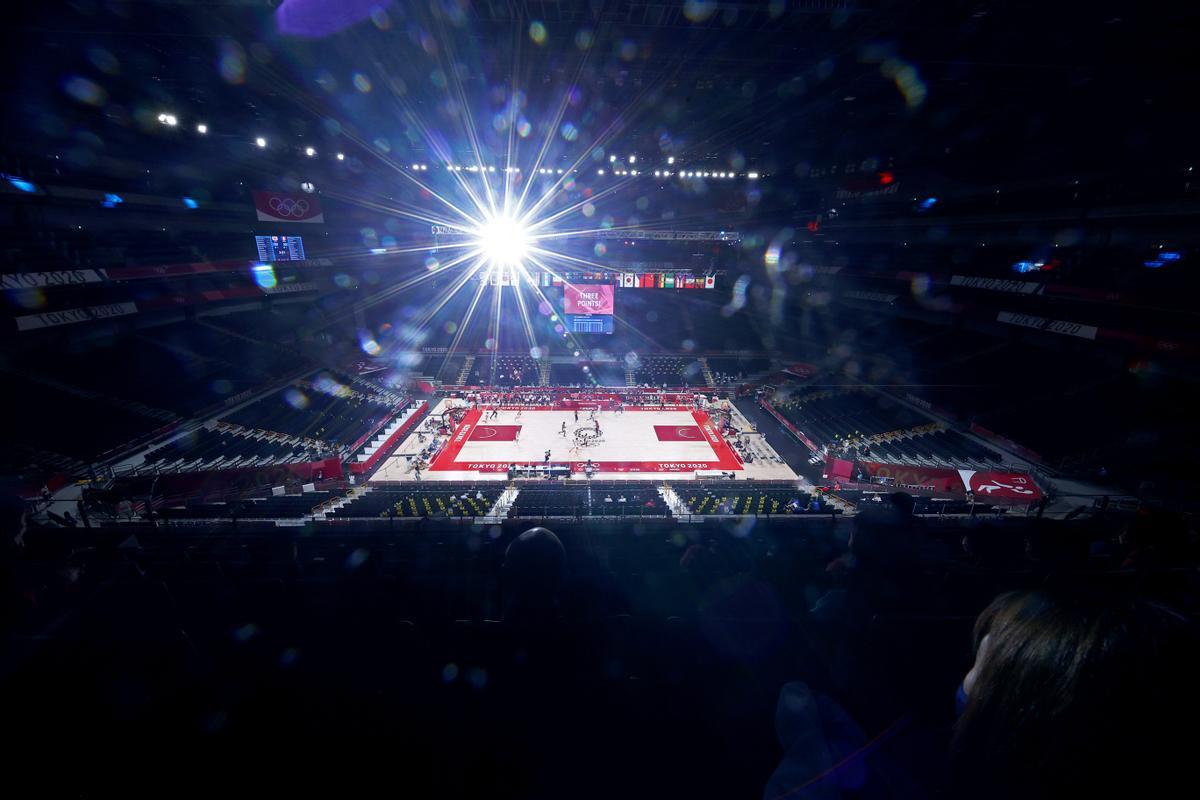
xmin=373 ymin=400 xmax=798 ymax=482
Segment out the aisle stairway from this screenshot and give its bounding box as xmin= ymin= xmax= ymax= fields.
xmin=482 ymin=484 xmax=520 ymax=522
xmin=349 ymin=404 xmax=424 ymax=466
xmin=659 ymin=485 xmax=690 ymax=518
xmin=314 ymin=485 xmax=371 ymax=519
xmin=456 ymin=355 xmax=475 ymax=385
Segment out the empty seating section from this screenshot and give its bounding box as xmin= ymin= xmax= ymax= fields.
xmin=225 ymin=375 xmax=401 ymax=449
xmin=673 ymin=481 xmax=825 ymax=515
xmin=7 ymin=373 xmax=167 ymax=461
xmin=587 ymin=363 xmax=627 ymax=386
xmin=162 ymin=491 xmax=332 ymax=519
xmin=493 ymin=355 xmax=540 ymax=386
xmin=546 ymin=362 xmax=625 ymax=387
xmin=435 ymin=356 xmax=465 ymax=383
xmin=774 ymin=389 xmax=924 ymax=446
xmin=548 ymin=363 xmax=586 ymax=385
xmin=329 ymin=483 xmax=500 ymax=518
xmin=142 ymin=428 xmax=309 ymax=471
xmin=632 ymin=356 xmax=704 ymax=386
xmin=707 ymin=356 xmax=770 ymax=385
xmin=863 ymin=429 xmax=1001 ymax=466
xmin=508 ymin=482 xmax=668 ymax=517
xmin=15 ymin=329 xmax=266 ymax=417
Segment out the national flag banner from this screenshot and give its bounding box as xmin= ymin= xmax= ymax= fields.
xmin=692 ymin=275 xmax=703 ymax=289
xmin=622 ymin=273 xmax=636 ymax=288
xmin=641 ymin=273 xmax=653 ymax=288
xmin=665 ymin=274 xmax=676 ymax=289
xmin=658 ymin=273 xmax=666 ymax=288
xmin=552 ymin=275 xmax=563 ymax=285
xmin=704 ymin=275 xmax=716 ymax=289
xmin=252 ymin=190 xmax=325 ymax=223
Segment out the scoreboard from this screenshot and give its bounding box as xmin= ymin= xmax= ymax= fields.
xmin=564 ymin=314 xmax=614 ymax=334
xmin=255 ymin=235 xmax=306 ymax=262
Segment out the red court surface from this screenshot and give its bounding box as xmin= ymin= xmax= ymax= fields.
xmin=468 ymin=424 xmax=522 ymax=442
xmin=654 ymin=425 xmax=705 ymax=442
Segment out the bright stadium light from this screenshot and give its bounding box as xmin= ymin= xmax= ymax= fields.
xmin=609 ymin=154 xmax=616 ymax=163
xmin=475 ymin=214 xmax=531 ymax=267
xmin=667 ymin=156 xmax=675 ymax=165
xmin=196 ymin=123 xmax=208 ymax=134
xmin=336 ymin=152 xmax=345 ymax=161
xmin=597 ymin=168 xmax=605 ymax=175
xmin=629 ymin=155 xmax=636 ymax=163
xmin=748 ymin=171 xmax=759 ymax=179
xmin=255 ymin=137 xmax=267 ymax=148
xmin=157 ymin=113 xmax=177 ymax=126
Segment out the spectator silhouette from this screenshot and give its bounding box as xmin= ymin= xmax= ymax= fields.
xmin=812 ymin=493 xmax=922 ymax=626
xmin=502 ymin=527 xmax=566 ymax=625
xmin=951 ymin=588 xmax=1200 ymax=800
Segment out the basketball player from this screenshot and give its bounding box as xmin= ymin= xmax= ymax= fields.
xmin=574 ymin=409 xmax=579 ymax=422
xmin=561 ymin=421 xmax=567 ymax=436
xmin=544 ymin=449 xmax=551 ymax=464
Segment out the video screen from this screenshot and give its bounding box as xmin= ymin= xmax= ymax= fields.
xmin=563 ymin=283 xmax=614 ymax=315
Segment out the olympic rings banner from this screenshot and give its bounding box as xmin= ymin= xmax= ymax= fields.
xmin=253 ymin=190 xmax=325 ymax=223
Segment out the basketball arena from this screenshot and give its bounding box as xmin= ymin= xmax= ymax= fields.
xmin=2 ymin=2 xmax=1198 ymax=796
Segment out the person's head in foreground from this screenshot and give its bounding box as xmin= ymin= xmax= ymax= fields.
xmin=502 ymin=527 xmax=565 ymax=622
xmin=952 ymin=587 xmax=1200 ymax=800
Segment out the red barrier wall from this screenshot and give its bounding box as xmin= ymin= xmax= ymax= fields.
xmin=761 ymin=401 xmax=820 ymax=453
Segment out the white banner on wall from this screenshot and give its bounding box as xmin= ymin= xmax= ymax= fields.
xmin=16 ymin=301 xmax=138 ymax=331
xmin=1 ymin=269 xmax=110 ymax=289
xmin=997 ymin=310 xmax=1098 ymax=340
